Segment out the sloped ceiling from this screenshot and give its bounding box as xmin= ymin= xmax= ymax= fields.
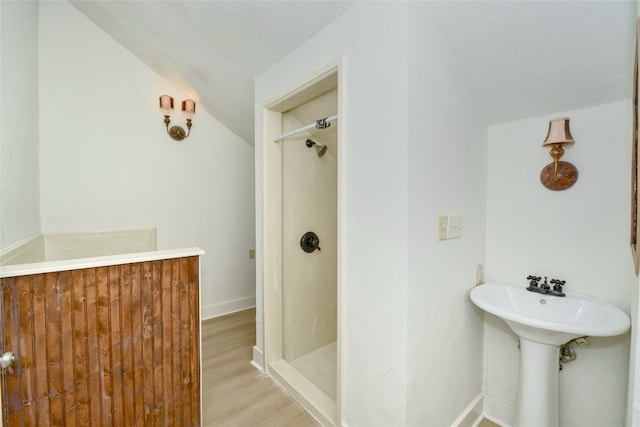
xmin=71 ymin=1 xmax=636 ymax=146
xmin=426 ymin=1 xmax=636 ymax=124
xmin=70 ymin=1 xmax=352 ymax=145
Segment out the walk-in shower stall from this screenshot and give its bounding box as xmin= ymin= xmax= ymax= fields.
xmin=262 ymin=65 xmax=340 ymax=425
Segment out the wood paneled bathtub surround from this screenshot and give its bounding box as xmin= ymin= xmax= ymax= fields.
xmin=0 ymin=249 xmax=203 ymax=426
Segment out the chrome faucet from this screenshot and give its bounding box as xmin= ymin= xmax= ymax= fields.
xmin=540 ymin=276 xmax=551 ymax=293
xmin=526 ymin=275 xmax=566 ymax=297
xmin=548 ymin=279 xmax=566 ymax=297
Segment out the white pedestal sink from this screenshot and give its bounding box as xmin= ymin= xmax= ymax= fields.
xmin=470 ymin=283 xmax=630 ymax=427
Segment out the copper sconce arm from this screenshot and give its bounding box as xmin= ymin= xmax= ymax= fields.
xmin=159 ymin=95 xmax=195 ymax=142
xmin=163 ymin=115 xmax=192 ymax=141
xmin=539 ymin=117 xmax=578 ymax=191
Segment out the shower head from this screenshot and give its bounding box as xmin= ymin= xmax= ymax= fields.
xmin=305 ymin=139 xmax=327 ymax=157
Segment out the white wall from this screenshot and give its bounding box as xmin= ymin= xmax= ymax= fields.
xmin=629 ymin=273 xmax=640 ymax=427
xmin=0 ymin=1 xmax=41 ymax=249
xmin=486 ymin=100 xmax=634 ymax=426
xmin=255 ymin=3 xmax=409 ymax=425
xmin=628 ymin=6 xmax=640 ymax=425
xmin=405 ymin=3 xmax=488 ymax=426
xmin=36 ymin=2 xmax=255 ymax=318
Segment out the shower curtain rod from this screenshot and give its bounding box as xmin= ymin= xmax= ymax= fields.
xmin=272 ymin=115 xmax=338 ymax=142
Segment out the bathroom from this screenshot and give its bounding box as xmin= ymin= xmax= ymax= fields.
xmin=256 ymin=2 xmax=635 ymax=425
xmin=2 ymin=1 xmax=639 ymax=426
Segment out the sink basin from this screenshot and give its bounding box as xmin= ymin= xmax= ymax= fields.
xmin=470 ymin=282 xmax=630 ymax=345
xmin=471 ymin=282 xmax=630 ymax=427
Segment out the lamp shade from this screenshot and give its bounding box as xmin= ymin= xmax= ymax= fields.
xmin=543 ymin=117 xmax=574 ymax=147
xmin=182 ymin=99 xmax=196 ymax=115
xmin=159 ymin=95 xmax=174 ymax=111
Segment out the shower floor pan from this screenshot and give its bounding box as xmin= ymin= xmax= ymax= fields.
xmin=290 ymin=342 xmax=337 ymax=401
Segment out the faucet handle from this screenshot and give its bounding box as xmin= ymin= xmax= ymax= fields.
xmin=549 ymin=279 xmax=566 ymax=296
xmin=526 ymin=275 xmax=541 ymax=284
xmin=526 ymin=275 xmax=541 ymax=292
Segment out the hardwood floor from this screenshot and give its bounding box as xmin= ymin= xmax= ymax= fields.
xmin=201 ymin=308 xmax=500 ymax=427
xmin=201 ymin=308 xmax=321 ymax=426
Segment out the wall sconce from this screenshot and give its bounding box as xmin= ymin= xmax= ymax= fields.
xmin=540 ymin=117 xmax=578 ymax=191
xmin=159 ymin=95 xmax=196 ymax=141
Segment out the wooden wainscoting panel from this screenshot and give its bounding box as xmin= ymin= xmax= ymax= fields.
xmin=0 ymin=256 xmax=201 ymax=426
xmin=71 ymin=269 xmax=91 ymax=426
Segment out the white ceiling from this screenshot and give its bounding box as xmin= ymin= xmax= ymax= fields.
xmin=70 ymin=0 xmax=352 ymax=144
xmin=426 ymin=1 xmax=636 ymax=125
xmin=70 ymin=1 xmax=636 ymax=146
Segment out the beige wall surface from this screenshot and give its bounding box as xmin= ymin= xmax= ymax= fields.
xmin=281 ymin=91 xmax=338 ymax=361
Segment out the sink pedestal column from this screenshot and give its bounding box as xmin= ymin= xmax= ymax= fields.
xmin=515 ymin=338 xmax=560 ymax=427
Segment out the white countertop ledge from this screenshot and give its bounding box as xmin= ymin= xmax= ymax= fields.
xmin=0 ymin=247 xmax=205 ymax=278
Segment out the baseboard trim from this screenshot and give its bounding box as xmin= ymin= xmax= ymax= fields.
xmin=484 ymin=394 xmax=514 ymax=427
xmin=201 ymin=296 xmax=256 ymax=320
xmin=252 ymin=346 xmax=264 ymax=371
xmin=450 ymin=393 xmax=483 ymax=427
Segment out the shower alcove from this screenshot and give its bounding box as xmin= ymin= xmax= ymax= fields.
xmin=261 ymin=63 xmax=341 ymax=426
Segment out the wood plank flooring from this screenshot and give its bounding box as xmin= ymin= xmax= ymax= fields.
xmin=479 ymin=419 xmax=501 ymax=427
xmin=201 ymin=308 xmax=321 ymax=426
xmin=201 ymin=308 xmax=502 ymax=427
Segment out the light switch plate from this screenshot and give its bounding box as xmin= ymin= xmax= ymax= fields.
xmin=448 ymin=215 xmax=463 ymax=239
xmin=476 ymin=264 xmax=483 ymax=285
xmin=438 ymin=216 xmax=448 ymax=241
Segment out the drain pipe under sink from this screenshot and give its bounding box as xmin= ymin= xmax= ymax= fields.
xmin=559 ymin=336 xmax=589 ymax=370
